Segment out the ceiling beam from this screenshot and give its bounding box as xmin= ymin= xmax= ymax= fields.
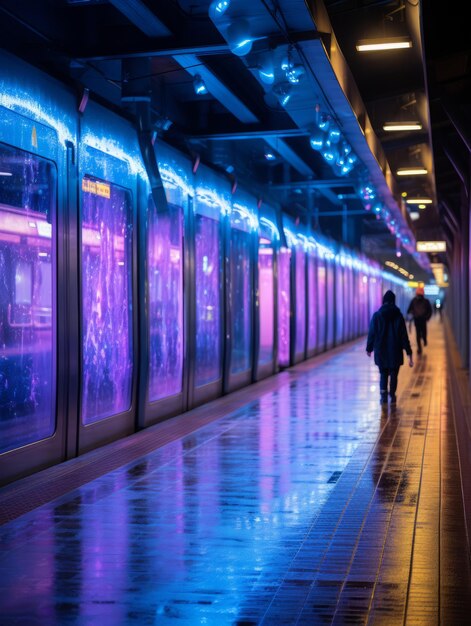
xmin=191 ymin=128 xmax=310 ymax=141
xmin=271 ymin=179 xmax=355 ymax=190
xmin=108 ymin=0 xmax=171 ymax=37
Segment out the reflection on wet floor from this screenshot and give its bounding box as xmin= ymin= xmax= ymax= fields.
xmin=0 ymin=320 xmax=470 ymax=624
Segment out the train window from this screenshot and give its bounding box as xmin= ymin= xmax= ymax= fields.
xmin=258 ymin=240 xmax=274 ymax=365
xmin=81 ymin=176 xmax=133 ymax=425
xmin=195 ymin=214 xmax=222 ymax=386
xmin=230 ymin=228 xmax=252 ymax=374
xmin=0 ymin=143 xmax=56 ymax=454
xmin=147 ymin=199 xmax=184 ymax=401
xmin=317 ymin=260 xmax=327 ymax=350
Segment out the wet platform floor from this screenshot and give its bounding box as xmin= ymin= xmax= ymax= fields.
xmin=1 ymin=319 xmax=470 ymax=625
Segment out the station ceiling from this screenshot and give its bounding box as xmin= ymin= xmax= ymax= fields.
xmin=1 ymin=0 xmax=469 ymax=284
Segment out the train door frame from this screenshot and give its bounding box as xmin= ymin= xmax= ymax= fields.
xmin=76 ymin=102 xmax=140 ymax=454
xmin=0 ymin=55 xmax=75 ymax=485
xmin=224 ymin=190 xmax=257 ymax=394
xmin=137 ymin=141 xmax=192 ymax=426
xmin=253 ymin=208 xmax=279 ymax=382
xmin=188 ymin=163 xmax=227 ymax=408
xmin=306 ymin=239 xmax=318 ymax=359
xmin=325 ymin=254 xmax=336 ymax=351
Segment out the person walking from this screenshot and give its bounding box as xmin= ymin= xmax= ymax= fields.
xmin=407 ymin=286 xmax=433 ymax=354
xmin=366 ymin=290 xmax=413 ymax=405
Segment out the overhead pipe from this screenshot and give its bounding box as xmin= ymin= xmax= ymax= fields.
xmin=442 ymin=141 xmax=469 ymax=197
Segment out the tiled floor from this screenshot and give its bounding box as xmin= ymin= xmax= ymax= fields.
xmin=1 ymin=319 xmax=470 ymax=625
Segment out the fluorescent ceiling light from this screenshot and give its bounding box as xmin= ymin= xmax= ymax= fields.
xmin=406 ymin=198 xmax=432 ymax=204
xmin=383 ymin=122 xmax=422 ymax=131
xmin=356 ymin=37 xmax=412 ymax=52
xmin=396 ymin=167 xmax=428 ymax=176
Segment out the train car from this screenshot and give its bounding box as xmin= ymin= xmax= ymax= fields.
xmin=0 ymin=49 xmax=410 ymax=486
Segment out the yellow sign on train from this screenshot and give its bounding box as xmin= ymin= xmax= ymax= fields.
xmin=82 ymin=178 xmax=111 ymax=199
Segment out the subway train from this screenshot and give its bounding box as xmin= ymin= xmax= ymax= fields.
xmin=0 ymin=51 xmax=411 ymax=485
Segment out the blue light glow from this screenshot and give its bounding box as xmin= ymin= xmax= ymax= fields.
xmin=227 ymin=20 xmax=253 ymax=56
xmin=309 ymin=131 xmax=324 ymax=151
xmin=209 ymin=0 xmax=230 ymax=19
xmin=259 ymin=217 xmax=280 ymax=241
xmin=193 ymin=74 xmax=208 ymax=95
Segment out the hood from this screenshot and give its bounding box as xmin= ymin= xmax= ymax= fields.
xmin=379 ymin=303 xmax=401 ymax=321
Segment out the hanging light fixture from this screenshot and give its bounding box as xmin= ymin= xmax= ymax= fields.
xmin=208 ymin=0 xmax=231 ymax=20
xmin=193 ymin=74 xmax=208 ymax=95
xmin=226 ymin=19 xmax=253 ymax=56
xmin=272 ymin=81 xmax=292 ymax=107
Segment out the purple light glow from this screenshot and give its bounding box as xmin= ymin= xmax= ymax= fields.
xmin=295 ymin=247 xmax=306 ymax=355
xmin=307 ymin=254 xmax=317 ymax=351
xmin=258 ymin=244 xmax=274 ymax=365
xmin=335 ymin=264 xmax=344 ymax=344
xmin=0 ymin=145 xmax=55 ymax=453
xmin=147 ymin=201 xmax=184 ymax=402
xmin=81 ymin=177 xmax=133 ymax=424
xmin=326 ymin=262 xmax=335 ymax=347
xmin=277 ymin=248 xmax=291 ymax=367
xmin=317 ymin=260 xmax=327 ymax=350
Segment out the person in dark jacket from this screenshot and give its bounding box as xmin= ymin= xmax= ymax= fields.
xmin=407 ymin=286 xmax=433 ymax=354
xmin=366 ymin=290 xmax=413 ymax=404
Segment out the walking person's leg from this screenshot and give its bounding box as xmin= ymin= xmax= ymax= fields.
xmin=414 ymin=319 xmax=422 ymax=354
xmin=379 ymin=368 xmax=389 ymax=403
xmin=421 ymin=318 xmax=428 ymax=346
xmin=389 ymin=367 xmax=399 ymax=403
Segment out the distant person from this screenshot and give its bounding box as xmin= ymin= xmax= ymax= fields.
xmin=366 ymin=290 xmax=413 ymax=405
xmin=407 ymin=287 xmax=433 ymax=354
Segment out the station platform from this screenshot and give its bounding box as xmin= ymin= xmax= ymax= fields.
xmin=1 ymin=318 xmax=471 ymax=625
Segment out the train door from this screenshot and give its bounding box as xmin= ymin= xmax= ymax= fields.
xmin=76 ymin=103 xmax=139 ymax=453
xmin=189 ymin=164 xmax=227 ymax=407
xmin=325 ymin=255 xmax=335 ymax=350
xmin=139 ymin=142 xmax=191 ymax=426
xmin=334 ymin=255 xmax=344 ymax=345
xmin=224 ymin=191 xmax=256 ymax=393
xmin=254 ymin=211 xmax=278 ymax=381
xmin=306 ymin=241 xmax=317 ymax=358
xmin=277 ymin=244 xmax=291 ymax=369
xmin=0 ymin=65 xmax=75 ymax=484
xmin=316 ymin=252 xmax=327 ymax=353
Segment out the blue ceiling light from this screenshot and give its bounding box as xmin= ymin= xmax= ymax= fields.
xmin=309 ymin=129 xmax=325 ymax=151
xmin=226 ymin=19 xmax=253 ymax=56
xmin=341 ymin=141 xmax=352 ymax=156
xmin=193 ymin=74 xmax=208 ymax=95
xmin=318 ymin=113 xmax=331 ymax=132
xmin=264 ymin=151 xmax=276 ymax=161
xmin=328 ymin=125 xmax=341 ymax=144
xmin=257 ymin=52 xmax=275 ymax=85
xmin=285 ymin=64 xmax=305 ymax=84
xmin=273 ymin=81 xmax=292 ymax=107
xmin=209 ymin=0 xmax=231 ymax=20
xmin=322 ymin=142 xmax=339 ymax=164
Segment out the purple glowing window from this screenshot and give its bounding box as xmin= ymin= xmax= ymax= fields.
xmin=295 ymin=247 xmax=306 ymax=356
xmin=307 ymin=254 xmax=317 ymax=351
xmin=0 ymin=144 xmax=56 ymax=454
xmin=230 ymin=228 xmax=252 ymax=374
xmin=277 ymin=248 xmax=291 ymax=367
xmin=317 ymin=261 xmax=327 ymax=350
xmin=147 ymin=200 xmax=184 ymax=402
xmin=81 ymin=177 xmax=133 ymax=425
xmin=258 ymin=242 xmax=274 ymax=365
xmin=335 ymin=264 xmax=344 ymax=344
xmin=195 ymin=214 xmax=222 ymax=387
